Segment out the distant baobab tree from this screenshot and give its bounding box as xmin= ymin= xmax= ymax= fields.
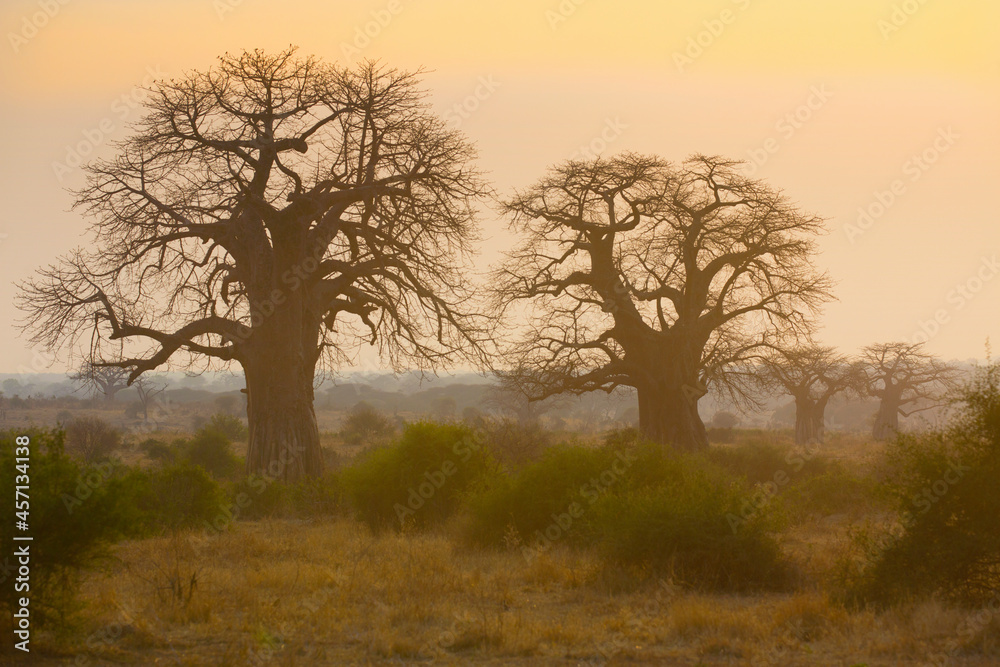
xmin=861 ymin=342 xmax=961 ymax=441
xmin=485 ymin=369 xmax=569 ymax=425
xmin=133 ymin=376 xmax=166 ymax=424
xmin=70 ymin=361 xmax=131 ymax=402
xmin=494 ymin=154 xmax=832 ymax=450
xmin=17 ymin=49 xmax=489 ymax=481
xmin=758 ymin=346 xmax=861 ymax=445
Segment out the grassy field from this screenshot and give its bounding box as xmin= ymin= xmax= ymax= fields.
xmin=18 ymin=517 xmax=999 ymax=665
xmin=2 ymin=416 xmax=999 ymax=666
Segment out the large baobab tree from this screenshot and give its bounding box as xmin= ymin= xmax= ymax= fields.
xmin=495 ymin=154 xmax=832 ymax=450
xmin=17 ymin=49 xmax=488 ymax=480
xmin=759 ymin=346 xmax=860 ymax=445
xmin=862 ymin=342 xmax=960 ymax=441
xmin=70 ymin=361 xmax=131 ymax=402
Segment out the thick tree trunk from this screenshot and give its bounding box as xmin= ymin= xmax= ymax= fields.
xmin=793 ymin=397 xmax=826 ymax=446
xmin=872 ymin=399 xmax=900 ymax=442
xmin=637 ymin=381 xmax=708 ymax=451
xmin=243 ymin=332 xmax=323 ymax=482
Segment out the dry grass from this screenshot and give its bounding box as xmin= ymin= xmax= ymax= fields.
xmin=9 ymin=518 xmax=990 ymax=666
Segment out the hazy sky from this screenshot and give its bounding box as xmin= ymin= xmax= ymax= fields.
xmin=1 ymin=0 xmax=998 ymax=374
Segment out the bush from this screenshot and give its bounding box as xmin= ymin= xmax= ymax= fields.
xmin=842 ymin=361 xmax=1000 ymax=606
xmin=782 ymin=465 xmax=882 ymax=521
xmin=65 ymin=416 xmax=122 ymax=462
xmin=123 ymin=462 xmax=227 ymax=533
xmin=464 ymin=444 xmax=623 ymax=548
xmin=230 ymin=472 xmax=342 ymax=521
xmin=139 ymin=437 xmax=176 ymax=463
xmin=341 ymin=422 xmax=496 ymax=531
xmin=182 ymin=427 xmax=242 ymax=479
xmin=705 ymin=441 xmax=830 ymax=487
xmin=340 ymin=402 xmax=396 ymax=448
xmin=465 ymin=433 xmax=670 ymax=548
xmin=466 ymin=431 xmax=791 ymax=592
xmin=480 ymin=417 xmax=551 ymax=467
xmin=592 ymin=472 xmax=791 ymax=592
xmin=0 ymin=430 xmax=127 ymax=626
xmin=207 ymin=412 xmax=248 ymax=441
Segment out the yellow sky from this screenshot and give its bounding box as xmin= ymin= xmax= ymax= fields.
xmin=2 ymin=0 xmax=997 ymax=96
xmin=1 ymin=0 xmax=998 ymax=372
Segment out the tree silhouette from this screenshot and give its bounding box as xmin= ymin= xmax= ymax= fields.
xmin=494 ymin=154 xmax=831 ymax=450
xmin=133 ymin=376 xmax=166 ymax=424
xmin=861 ymin=342 xmax=960 ymax=441
xmin=758 ymin=346 xmax=861 ymax=445
xmin=17 ymin=49 xmax=488 ymax=480
xmin=70 ymin=361 xmax=131 ymax=402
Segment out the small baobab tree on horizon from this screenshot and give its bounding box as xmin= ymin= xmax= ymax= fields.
xmin=17 ymin=49 xmax=490 ymax=481
xmin=758 ymin=346 xmax=862 ymax=445
xmin=493 ymin=153 xmax=832 ymax=451
xmin=861 ymin=342 xmax=961 ymax=441
xmin=70 ymin=361 xmax=131 ymax=402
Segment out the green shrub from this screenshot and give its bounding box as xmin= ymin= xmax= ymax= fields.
xmin=207 ymin=412 xmax=248 ymax=441
xmin=0 ymin=430 xmax=126 ymax=626
xmin=64 ymin=416 xmax=122 ymax=462
xmin=130 ymin=462 xmax=227 ymax=533
xmin=139 ymin=437 xmax=176 ymax=463
xmin=479 ymin=418 xmax=551 ymax=467
xmin=591 ymin=472 xmax=791 ymax=592
xmin=293 ymin=472 xmax=342 ymax=518
xmin=341 ymin=422 xmax=496 ymax=531
xmin=782 ymin=464 xmax=882 ymax=521
xmin=843 ymin=361 xmax=1000 ymax=607
xmin=229 ymin=471 xmax=342 ymax=521
xmin=464 ymin=441 xmax=644 ymax=548
xmin=705 ymin=441 xmax=830 ymax=486
xmin=182 ymin=427 xmax=242 ymax=479
xmin=229 ymin=476 xmax=295 ymax=520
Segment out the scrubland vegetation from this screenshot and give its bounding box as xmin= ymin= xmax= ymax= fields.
xmin=1 ymin=364 xmax=999 ymax=665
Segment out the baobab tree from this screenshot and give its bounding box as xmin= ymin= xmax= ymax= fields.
xmin=758 ymin=346 xmax=861 ymax=445
xmin=495 ymin=154 xmax=832 ymax=450
xmin=484 ymin=370 xmax=569 ymax=425
xmin=17 ymin=50 xmax=488 ymax=480
xmin=862 ymin=342 xmax=960 ymax=441
xmin=70 ymin=361 xmax=131 ymax=402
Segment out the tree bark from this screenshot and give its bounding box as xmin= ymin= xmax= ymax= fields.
xmin=241 ymin=297 xmax=324 ymax=481
xmin=243 ymin=354 xmax=323 ymax=482
xmin=637 ymin=378 xmax=708 ymax=451
xmin=872 ymin=398 xmax=900 ymax=442
xmin=793 ymin=395 xmax=828 ymax=446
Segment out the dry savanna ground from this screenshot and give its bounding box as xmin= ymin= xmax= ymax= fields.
xmin=3 ymin=430 xmax=998 ymax=666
